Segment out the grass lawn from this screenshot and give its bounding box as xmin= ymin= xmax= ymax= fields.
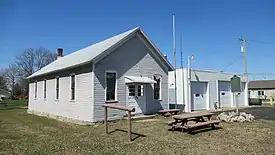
xmin=1 ymin=99 xmax=28 ymax=108
xmin=1 ymin=103 xmax=275 ymax=155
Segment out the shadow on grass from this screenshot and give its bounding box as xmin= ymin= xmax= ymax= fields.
xmin=108 ymin=129 xmax=146 ymax=141
xmin=189 ymin=126 xmax=222 ymax=135
xmin=168 ymin=126 xmax=222 ymax=135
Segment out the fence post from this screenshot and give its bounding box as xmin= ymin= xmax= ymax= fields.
xmin=128 ymin=111 xmax=132 ymax=141
xmin=104 ymin=106 xmax=108 ymax=134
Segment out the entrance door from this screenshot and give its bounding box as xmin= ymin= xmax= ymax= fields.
xmin=218 ymin=81 xmax=232 ymax=108
xmin=127 ymin=84 xmax=146 ymax=114
xmin=191 ymin=82 xmax=208 ymax=111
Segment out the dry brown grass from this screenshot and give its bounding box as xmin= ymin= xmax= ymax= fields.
xmin=1 ymin=103 xmax=275 ymax=155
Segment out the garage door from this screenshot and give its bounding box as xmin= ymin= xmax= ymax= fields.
xmin=191 ymin=82 xmax=208 ymax=111
xmin=237 ymin=82 xmax=246 ymax=107
xmin=218 ymin=81 xmax=232 ymax=108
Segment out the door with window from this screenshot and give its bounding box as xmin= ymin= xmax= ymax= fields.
xmin=191 ymin=82 xmax=208 ymax=111
xmin=127 ymin=84 xmax=146 ymax=114
xmin=218 ymin=81 xmax=232 ymax=108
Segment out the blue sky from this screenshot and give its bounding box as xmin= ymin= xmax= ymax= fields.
xmin=1 ymin=0 xmax=275 ymax=79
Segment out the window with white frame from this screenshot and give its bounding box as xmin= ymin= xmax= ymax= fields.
xmin=71 ymin=75 xmax=75 ymax=100
xmin=56 ymin=77 xmax=59 ymax=100
xmin=128 ymin=85 xmax=135 ymax=96
xmin=35 ymin=81 xmax=37 ymax=99
xmin=43 ymin=79 xmax=47 ymax=99
xmin=258 ymin=90 xmax=264 ymax=96
xmin=128 ymin=85 xmax=144 ymax=97
xmin=137 ymin=85 xmax=143 ymax=96
xmin=106 ymin=72 xmax=116 ymax=101
xmin=153 ymin=75 xmax=161 ymax=100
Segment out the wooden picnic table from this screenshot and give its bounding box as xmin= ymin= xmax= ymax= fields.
xmin=158 ymin=109 xmax=181 ymax=116
xmin=168 ymin=111 xmax=220 ymax=133
xmin=0 ymin=100 xmax=7 ymax=108
xmin=173 ymin=111 xmax=214 ymax=121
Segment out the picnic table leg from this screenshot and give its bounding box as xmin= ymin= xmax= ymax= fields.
xmin=188 ymin=128 xmax=192 ymax=134
xmin=172 ymin=119 xmax=178 ymax=131
xmin=171 ymin=119 xmax=180 ymax=131
xmin=200 ymin=116 xmax=206 ymax=122
xmin=211 ymin=124 xmax=215 ymax=129
xmin=180 ymin=119 xmax=187 ymax=132
xmin=206 ymin=116 xmax=211 ymax=121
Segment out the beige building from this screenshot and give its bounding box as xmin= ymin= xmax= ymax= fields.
xmin=248 ymin=80 xmax=275 ymax=103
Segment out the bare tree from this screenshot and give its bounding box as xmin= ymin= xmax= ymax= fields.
xmin=15 ymin=47 xmax=57 ymax=77
xmin=35 ymin=47 xmax=57 ymax=70
xmin=0 ymin=70 xmax=8 ymax=90
xmin=4 ymin=63 xmax=20 ymax=95
xmin=13 ymin=47 xmax=57 ymax=96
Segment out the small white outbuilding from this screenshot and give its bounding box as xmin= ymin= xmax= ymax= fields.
xmin=168 ymin=68 xmax=249 ymax=112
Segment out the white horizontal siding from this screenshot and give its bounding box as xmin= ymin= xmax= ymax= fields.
xmin=28 ymin=68 xmax=94 ymax=122
xmin=93 ymin=35 xmax=169 ymax=122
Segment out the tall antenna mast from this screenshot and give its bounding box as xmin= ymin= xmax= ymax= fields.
xmin=180 ymin=35 xmax=183 ymax=68
xmin=173 ymin=14 xmax=177 ymax=109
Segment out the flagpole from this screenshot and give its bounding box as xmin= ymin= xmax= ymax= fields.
xmin=173 ymin=14 xmax=177 ymax=109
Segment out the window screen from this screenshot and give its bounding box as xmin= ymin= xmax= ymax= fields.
xmin=128 ymin=85 xmax=135 ymax=96
xmin=35 ymin=81 xmax=37 ymax=99
xmin=56 ymin=77 xmax=59 ymax=100
xmin=71 ymin=75 xmax=75 ymax=100
xmin=106 ymin=72 xmax=116 ymax=100
xmin=44 ymin=80 xmax=47 ymax=99
xmin=137 ymin=85 xmax=143 ymax=96
xmin=154 ymin=75 xmax=161 ymax=99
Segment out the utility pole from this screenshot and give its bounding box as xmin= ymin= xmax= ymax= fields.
xmin=239 ymin=38 xmax=247 ymax=78
xmin=173 ymin=14 xmax=177 ymax=109
xmin=180 ymin=36 xmax=183 ymax=68
xmin=239 ymin=37 xmax=248 ymax=107
xmin=180 ymin=36 xmax=184 ymax=112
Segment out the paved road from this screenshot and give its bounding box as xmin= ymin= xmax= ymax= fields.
xmin=214 ymin=106 xmax=275 ymax=121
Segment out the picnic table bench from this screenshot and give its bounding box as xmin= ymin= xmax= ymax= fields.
xmin=168 ymin=111 xmax=220 ymax=133
xmin=158 ymin=109 xmax=181 ymax=117
xmin=0 ymin=100 xmax=7 ymax=108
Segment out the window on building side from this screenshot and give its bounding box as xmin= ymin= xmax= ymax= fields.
xmin=258 ymin=91 xmax=264 ymax=96
xmin=71 ymin=75 xmax=75 ymax=100
xmin=44 ymin=79 xmax=47 ymax=99
xmin=128 ymin=85 xmax=135 ymax=96
xmin=153 ymin=75 xmax=161 ymax=100
xmin=56 ymin=77 xmax=59 ymax=100
xmin=35 ymin=81 xmax=37 ymax=99
xmin=106 ymin=72 xmax=116 ymax=101
xmin=137 ymin=85 xmax=143 ymax=96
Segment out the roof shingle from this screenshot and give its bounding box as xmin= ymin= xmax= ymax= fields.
xmin=248 ymin=80 xmax=275 ymax=89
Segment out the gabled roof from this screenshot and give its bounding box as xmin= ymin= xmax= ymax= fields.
xmin=27 ymin=27 xmax=174 ymax=79
xmin=248 ymin=80 xmax=275 ymax=89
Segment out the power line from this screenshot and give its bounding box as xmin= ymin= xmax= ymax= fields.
xmin=221 ymin=56 xmax=243 ymax=72
xmin=247 ymin=39 xmax=275 ymax=45
xmin=248 ymin=73 xmax=275 ymax=76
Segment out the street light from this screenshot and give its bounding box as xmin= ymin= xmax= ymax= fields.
xmin=187 ymin=55 xmax=195 ymax=80
xmin=187 ymin=55 xmax=195 ymax=112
